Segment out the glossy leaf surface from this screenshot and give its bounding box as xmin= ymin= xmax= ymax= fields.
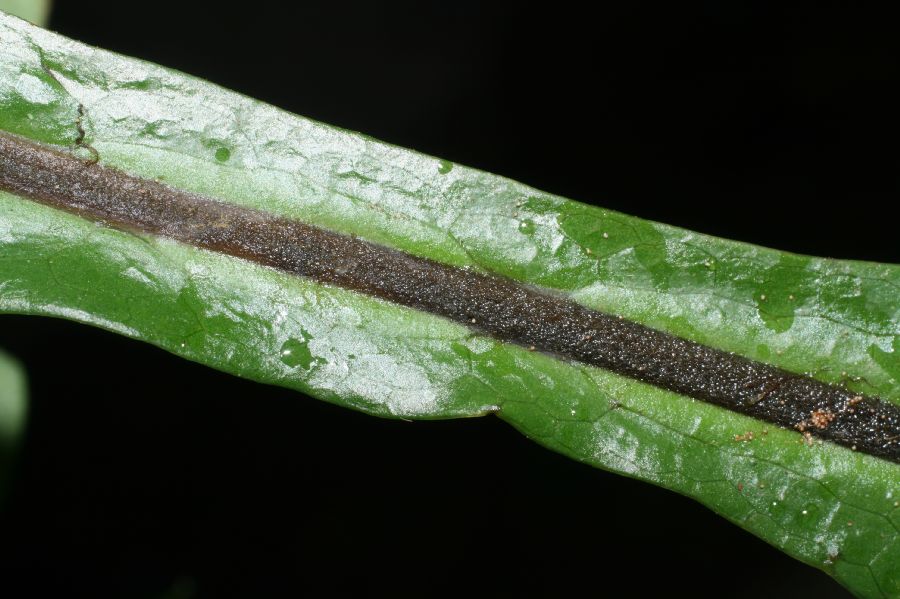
xmin=0 ymin=13 xmax=897 ymax=596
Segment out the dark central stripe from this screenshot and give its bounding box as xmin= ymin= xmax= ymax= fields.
xmin=1 ymin=130 xmax=898 ymax=462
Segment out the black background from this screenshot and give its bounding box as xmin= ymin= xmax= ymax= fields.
xmin=2 ymin=1 xmax=897 ymax=597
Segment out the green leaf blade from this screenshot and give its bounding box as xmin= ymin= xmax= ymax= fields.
xmin=0 ymin=0 xmax=50 ymax=27
xmin=0 ymin=13 xmax=897 ymax=596
xmin=0 ymin=348 xmax=27 ymax=502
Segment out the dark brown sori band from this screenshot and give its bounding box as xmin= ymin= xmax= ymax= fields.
xmin=1 ymin=130 xmax=898 ymax=462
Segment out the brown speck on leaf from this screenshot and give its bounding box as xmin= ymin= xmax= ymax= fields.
xmin=810 ymin=409 xmax=836 ymax=430
xmin=737 ymin=483 xmax=744 ymax=492
xmin=847 ymin=521 xmax=854 ymax=527
xmin=734 ymin=431 xmax=754 ymax=442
